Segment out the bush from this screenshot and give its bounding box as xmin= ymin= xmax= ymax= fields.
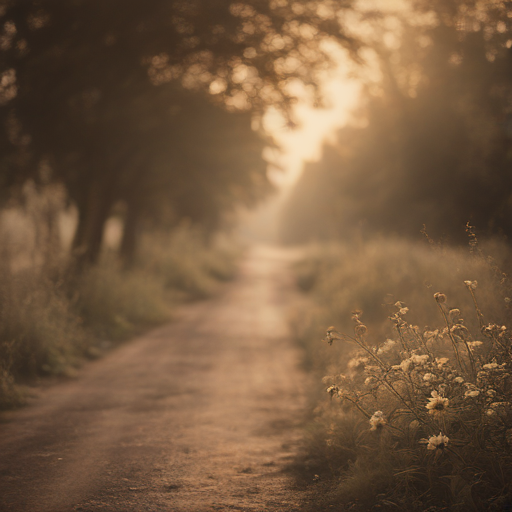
xmin=75 ymin=260 xmax=172 ymax=342
xmin=138 ymin=225 xmax=241 ymax=299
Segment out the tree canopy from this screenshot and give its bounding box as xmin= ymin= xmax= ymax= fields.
xmin=282 ymin=0 xmax=512 ymax=244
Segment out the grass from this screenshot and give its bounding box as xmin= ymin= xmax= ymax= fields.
xmin=0 ymin=207 xmax=241 ymax=409
xmin=293 ymin=232 xmax=512 ymax=511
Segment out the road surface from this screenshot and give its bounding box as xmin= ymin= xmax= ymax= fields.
xmin=0 ymin=245 xmax=310 ymax=512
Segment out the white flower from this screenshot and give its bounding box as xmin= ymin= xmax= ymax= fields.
xmin=348 ymin=356 xmax=368 ymax=371
xmin=436 ymin=357 xmax=449 ymax=368
xmin=465 ymin=389 xmax=480 ymax=398
xmin=425 ymin=432 xmax=449 ymax=451
xmin=399 ymin=359 xmax=413 ymax=372
xmin=326 ymin=386 xmax=338 ymax=396
xmin=364 ymin=377 xmax=375 ymax=386
xmin=423 ymin=373 xmax=435 ymax=382
xmin=377 ymin=339 xmax=396 ymax=354
xmin=483 ymin=363 xmax=499 ymax=370
xmin=426 ymin=391 xmax=449 ymax=415
xmin=411 ymin=354 xmax=429 ymax=365
xmin=369 ymin=411 xmax=386 ymax=430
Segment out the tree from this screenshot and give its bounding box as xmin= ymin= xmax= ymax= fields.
xmin=281 ymin=0 xmax=512 ymax=244
xmin=0 ymin=0 xmax=358 ymax=267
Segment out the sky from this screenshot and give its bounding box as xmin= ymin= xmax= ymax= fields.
xmin=263 ymin=65 xmax=361 ymax=191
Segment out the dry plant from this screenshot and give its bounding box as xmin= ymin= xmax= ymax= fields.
xmin=296 ymin=233 xmax=512 ymax=511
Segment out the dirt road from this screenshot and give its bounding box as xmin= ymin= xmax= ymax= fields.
xmin=0 ymin=246 xmax=311 ymax=512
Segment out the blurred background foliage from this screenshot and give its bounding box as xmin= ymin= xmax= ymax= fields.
xmin=282 ymin=0 xmax=512 ymax=245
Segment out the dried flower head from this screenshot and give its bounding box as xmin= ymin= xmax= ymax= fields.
xmin=464 ymin=280 xmax=478 ymax=289
xmin=426 ymin=391 xmax=449 ymax=415
xmin=377 ymin=338 xmax=396 ymax=354
xmin=369 ymin=411 xmax=386 ymax=430
xmin=354 ymin=324 xmax=368 ymax=336
xmin=434 ymin=292 xmax=447 ymax=303
xmin=410 ymin=354 xmax=429 ymax=366
xmin=449 ymin=309 xmax=461 ymax=320
xmin=324 ymin=326 xmax=342 ymax=345
xmin=425 ymin=432 xmax=449 ymax=451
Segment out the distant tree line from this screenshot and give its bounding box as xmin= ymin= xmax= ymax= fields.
xmin=281 ymin=0 xmax=512 ymax=245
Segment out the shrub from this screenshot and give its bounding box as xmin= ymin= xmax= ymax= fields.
xmin=75 ymin=260 xmax=172 ymax=342
xmin=296 ymin=236 xmax=512 ymax=510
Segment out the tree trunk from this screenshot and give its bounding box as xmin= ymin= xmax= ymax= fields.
xmin=119 ymin=201 xmax=140 ymax=268
xmin=71 ymin=177 xmax=112 ymax=270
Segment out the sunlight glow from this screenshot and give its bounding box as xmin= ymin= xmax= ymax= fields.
xmin=263 ymin=68 xmax=360 ymax=190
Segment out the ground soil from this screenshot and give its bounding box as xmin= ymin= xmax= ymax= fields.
xmin=0 ymin=245 xmax=315 ymax=512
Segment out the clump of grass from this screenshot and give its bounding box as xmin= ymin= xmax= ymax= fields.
xmin=75 ymin=259 xmax=172 ymax=342
xmin=138 ymin=225 xmax=241 ymax=299
xmin=297 ymin=235 xmax=512 ymax=510
xmin=0 ymin=264 xmax=86 ymax=408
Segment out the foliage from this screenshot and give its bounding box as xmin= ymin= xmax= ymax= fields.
xmin=0 ymin=0 xmax=357 ymax=266
xmin=295 ymin=237 xmax=512 ymax=510
xmin=0 ymin=214 xmax=241 ymax=409
xmin=281 ymin=0 xmax=512 ymax=245
xmin=137 ymin=225 xmax=241 ymax=299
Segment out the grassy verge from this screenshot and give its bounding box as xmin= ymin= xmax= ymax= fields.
xmin=293 ymin=234 xmax=512 ymax=511
xmin=0 ymin=225 xmax=241 ymax=409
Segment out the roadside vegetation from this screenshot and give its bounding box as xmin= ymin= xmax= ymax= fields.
xmin=0 ymin=194 xmax=241 ymax=410
xmin=293 ymin=231 xmax=512 ymax=511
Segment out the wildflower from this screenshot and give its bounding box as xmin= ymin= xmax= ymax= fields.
xmin=454 ymin=377 xmax=464 ymax=384
xmin=423 ymin=373 xmax=435 ymax=382
xmin=348 ymin=356 xmax=368 ymax=371
xmin=354 ymin=323 xmax=368 ymax=336
xmin=425 ymin=432 xmax=449 ymax=451
xmin=449 ymin=309 xmax=461 ymax=320
xmin=399 ymin=307 xmax=409 ymax=315
xmin=464 ymin=280 xmax=478 ymax=289
xmin=483 ymin=362 xmax=499 ymax=370
xmin=434 ymin=292 xmax=447 ymax=303
xmin=410 ymin=354 xmax=429 ymax=365
xmin=326 ymin=385 xmax=338 ymax=397
xmin=424 ymin=329 xmax=439 ymax=342
xmin=369 ymin=411 xmax=387 ymax=430
xmin=426 ymin=391 xmax=449 ymax=415
xmin=399 ymin=358 xmax=413 ymax=372
xmin=436 ymin=357 xmax=449 ymax=368
xmin=364 ymin=377 xmax=375 ymax=386
xmin=377 ymin=339 xmax=396 ymax=354
xmin=324 ymin=326 xmax=342 ymax=345
xmin=465 ymin=389 xmax=480 ymax=398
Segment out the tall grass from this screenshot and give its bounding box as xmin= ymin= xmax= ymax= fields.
xmin=294 ymin=233 xmax=512 ymax=511
xmin=0 ymin=192 xmax=241 ymax=409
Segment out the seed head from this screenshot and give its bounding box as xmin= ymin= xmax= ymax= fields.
xmin=434 ymin=292 xmax=447 ymax=303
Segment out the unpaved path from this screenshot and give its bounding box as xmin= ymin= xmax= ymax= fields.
xmin=0 ymin=245 xmax=310 ymax=512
